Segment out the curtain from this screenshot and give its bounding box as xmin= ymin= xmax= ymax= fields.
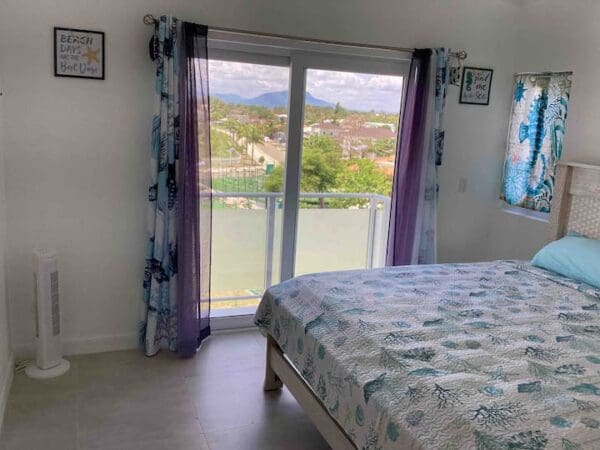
xmin=177 ymin=22 xmax=212 ymax=358
xmin=501 ymin=73 xmax=572 ymax=213
xmin=142 ymin=16 xmax=211 ymax=357
xmin=386 ymin=48 xmax=449 ymax=266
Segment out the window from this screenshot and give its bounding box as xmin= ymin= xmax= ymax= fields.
xmin=501 ymin=72 xmax=572 ymax=216
xmin=208 ymin=33 xmax=409 ymax=318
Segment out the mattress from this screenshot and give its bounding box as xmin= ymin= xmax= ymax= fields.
xmin=254 ymin=261 xmax=600 ymax=450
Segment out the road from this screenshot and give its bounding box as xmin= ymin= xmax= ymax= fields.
xmin=214 ymin=127 xmax=285 ymax=165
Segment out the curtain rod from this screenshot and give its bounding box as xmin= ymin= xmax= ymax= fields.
xmin=142 ymin=14 xmax=468 ymax=60
xmin=514 ymin=71 xmax=573 ymax=76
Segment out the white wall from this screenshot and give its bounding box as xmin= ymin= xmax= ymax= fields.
xmin=0 ymin=0 xmax=585 ymax=355
xmin=486 ymin=0 xmax=600 ymax=259
xmin=0 ymin=69 xmax=13 ymax=428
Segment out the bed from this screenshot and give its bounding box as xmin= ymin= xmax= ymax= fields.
xmin=254 ymin=162 xmax=600 ymax=450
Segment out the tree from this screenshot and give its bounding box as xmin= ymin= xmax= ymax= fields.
xmin=264 ymin=135 xmax=344 ymax=207
xmin=368 ymin=138 xmax=396 ymax=156
xmin=303 ymin=134 xmax=340 ymax=154
xmin=210 ymin=128 xmax=237 ymax=158
xmin=333 ymin=159 xmax=391 ymax=207
xmin=223 ymin=120 xmax=241 ymax=142
xmin=263 ymin=120 xmax=277 ymax=138
xmin=301 ymin=148 xmax=339 ymax=193
xmin=304 ymin=105 xmax=335 ymax=126
xmin=246 ymin=124 xmax=264 ymax=162
xmin=239 ymin=124 xmax=250 ymax=154
xmin=300 ymin=136 xmax=343 ymax=207
xmin=240 ymin=124 xmax=263 ymax=161
xmin=209 ymin=97 xmax=228 ymax=121
xmin=333 ymin=101 xmax=346 ymax=124
xmin=264 ymin=165 xmax=284 ymax=192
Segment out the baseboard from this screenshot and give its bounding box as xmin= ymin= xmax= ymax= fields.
xmin=63 ymin=333 xmax=139 ymax=356
xmin=0 ymin=352 xmax=15 ymax=437
xmin=12 ymin=316 xmax=257 ymax=360
xmin=13 ymin=333 xmax=139 ymax=360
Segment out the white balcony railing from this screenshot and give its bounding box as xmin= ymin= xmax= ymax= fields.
xmin=210 ymin=192 xmax=390 ymax=311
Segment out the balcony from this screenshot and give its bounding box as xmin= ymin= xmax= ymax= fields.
xmin=211 ymin=192 xmax=391 ymax=316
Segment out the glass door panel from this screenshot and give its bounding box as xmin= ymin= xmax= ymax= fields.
xmin=208 ymin=58 xmax=289 ymax=317
xmin=294 ymin=68 xmax=404 ymax=276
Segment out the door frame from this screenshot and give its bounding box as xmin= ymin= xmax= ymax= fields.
xmin=279 ymin=51 xmax=410 ymax=280
xmin=207 ymin=32 xmax=411 ymax=322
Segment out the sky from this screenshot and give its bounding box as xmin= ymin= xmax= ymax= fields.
xmin=208 ymin=60 xmax=404 ymax=113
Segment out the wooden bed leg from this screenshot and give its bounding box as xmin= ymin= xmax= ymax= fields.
xmin=264 ymin=334 xmax=283 ymax=391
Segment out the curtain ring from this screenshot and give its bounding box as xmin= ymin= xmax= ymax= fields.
xmin=449 ymin=52 xmax=462 ymax=86
xmin=143 ymin=14 xmax=156 ymax=25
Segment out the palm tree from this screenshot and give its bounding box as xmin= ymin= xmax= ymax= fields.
xmin=224 ymin=120 xmax=240 ymax=141
xmin=243 ymin=124 xmax=263 ymax=162
xmin=239 ymin=124 xmax=250 ymax=156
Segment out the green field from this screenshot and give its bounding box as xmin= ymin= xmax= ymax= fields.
xmin=213 ymin=175 xmax=265 ymax=193
xmin=212 ymin=175 xmax=267 ymax=209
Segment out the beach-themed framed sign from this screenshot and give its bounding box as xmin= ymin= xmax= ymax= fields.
xmin=54 ymin=27 xmax=105 ymax=79
xmin=459 ymin=66 xmax=493 ymax=105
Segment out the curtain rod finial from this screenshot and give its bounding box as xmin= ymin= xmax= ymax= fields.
xmin=453 ymin=50 xmax=467 ymax=60
xmin=143 ymin=14 xmax=156 ymax=25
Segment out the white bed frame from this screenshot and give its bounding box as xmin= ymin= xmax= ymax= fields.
xmin=264 ymin=334 xmax=356 ymax=449
xmin=263 ymin=161 xmax=600 ymax=450
xmin=550 ymin=162 xmax=600 ymax=240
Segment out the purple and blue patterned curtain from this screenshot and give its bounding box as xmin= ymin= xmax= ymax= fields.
xmin=386 ymin=48 xmax=449 ymax=266
xmin=501 ymin=72 xmax=572 ymax=213
xmin=142 ymin=16 xmax=211 ymax=357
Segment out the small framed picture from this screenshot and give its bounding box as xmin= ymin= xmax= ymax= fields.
xmin=459 ymin=67 xmax=493 ymax=105
xmin=54 ymin=27 xmax=105 ymax=79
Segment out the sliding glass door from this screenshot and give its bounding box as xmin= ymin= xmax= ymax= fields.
xmin=208 ymin=54 xmax=290 ymax=317
xmin=294 ymin=68 xmax=403 ymax=276
xmin=208 ymin=36 xmax=409 ymax=318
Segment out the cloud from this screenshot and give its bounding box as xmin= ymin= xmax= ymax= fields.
xmin=307 ymin=69 xmax=403 ymax=113
xmin=209 ymin=60 xmax=289 ymax=96
xmin=208 ymin=60 xmax=403 ymax=113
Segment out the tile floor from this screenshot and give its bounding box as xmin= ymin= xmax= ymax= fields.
xmin=0 ymin=330 xmax=330 ymax=450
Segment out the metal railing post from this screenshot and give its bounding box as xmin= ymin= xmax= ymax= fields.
xmin=264 ymin=195 xmax=276 ymax=289
xmin=365 ymin=196 xmax=377 ymax=269
xmin=379 ymin=197 xmax=391 ymax=267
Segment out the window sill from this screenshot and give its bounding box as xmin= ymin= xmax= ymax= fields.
xmin=501 ymin=203 xmax=550 ymax=223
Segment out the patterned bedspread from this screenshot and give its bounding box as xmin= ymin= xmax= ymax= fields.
xmin=254 ymin=261 xmax=600 ymax=450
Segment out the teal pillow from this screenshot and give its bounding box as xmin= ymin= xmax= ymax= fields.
xmin=532 ymin=236 xmax=600 ymax=289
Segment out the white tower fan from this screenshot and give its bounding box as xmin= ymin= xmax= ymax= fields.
xmin=26 ymin=250 xmax=70 ymax=379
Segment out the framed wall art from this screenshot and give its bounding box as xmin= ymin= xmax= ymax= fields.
xmin=459 ymin=66 xmax=493 ymax=105
xmin=54 ymin=27 xmax=105 ymax=79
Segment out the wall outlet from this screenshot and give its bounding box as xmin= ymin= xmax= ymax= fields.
xmin=458 ymin=177 xmax=468 ymax=193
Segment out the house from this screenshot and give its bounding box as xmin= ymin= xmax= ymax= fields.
xmin=272 ymin=131 xmax=286 ymax=144
xmin=307 ymin=122 xmax=344 ymax=138
xmin=364 ymin=121 xmax=395 ymax=132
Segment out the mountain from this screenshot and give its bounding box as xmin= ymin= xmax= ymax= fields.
xmin=213 ymin=90 xmax=334 ymax=109
xmin=213 ymin=93 xmax=247 ymax=104
xmin=304 ymin=92 xmax=335 ymax=108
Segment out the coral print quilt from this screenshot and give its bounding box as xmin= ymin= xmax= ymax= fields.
xmin=254 ymin=261 xmax=600 ymax=450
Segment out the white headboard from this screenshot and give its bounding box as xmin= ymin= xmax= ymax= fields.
xmin=550 ymin=162 xmax=600 ymax=240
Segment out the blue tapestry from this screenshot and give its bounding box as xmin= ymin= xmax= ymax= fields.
xmin=501 ymin=72 xmax=572 ymax=213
